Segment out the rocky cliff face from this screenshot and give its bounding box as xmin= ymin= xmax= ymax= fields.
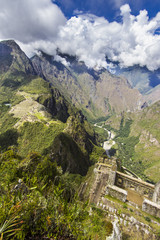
xmin=31 ymin=53 xmax=142 ymax=120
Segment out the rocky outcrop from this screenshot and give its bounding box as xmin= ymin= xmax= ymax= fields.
xmin=100 ymin=197 xmax=157 ymax=240
xmin=64 ymin=114 xmax=95 ymax=154
xmin=139 ymin=130 xmax=160 ymax=148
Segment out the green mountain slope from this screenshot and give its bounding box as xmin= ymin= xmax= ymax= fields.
xmin=105 ymin=102 xmax=160 ymax=183
xmin=1 ymin=40 xmax=160 ymax=239
xmin=0 ymin=40 xmax=103 ymax=176
xmin=0 ymin=40 xmax=112 ymax=240
xmin=129 ymin=101 xmax=160 ymax=182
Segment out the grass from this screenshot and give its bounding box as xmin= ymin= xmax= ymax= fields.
xmin=124 ymin=102 xmax=160 ymax=182
xmin=34 ymin=112 xmax=46 ymax=121
xmin=83 ymin=206 xmax=113 ymax=239
xmin=0 ymin=113 xmax=19 ymax=134
xmin=115 ymin=118 xmax=141 ymax=177
xmin=19 ymin=77 xmax=51 ymax=94
xmin=144 ymin=161 xmax=160 ymax=182
xmin=18 ymin=121 xmax=66 ymax=157
xmin=89 ymin=143 xmax=106 ymax=164
xmin=93 ymin=126 xmax=108 ymax=143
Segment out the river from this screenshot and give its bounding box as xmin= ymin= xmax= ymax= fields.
xmin=94 ymin=123 xmax=116 ymax=157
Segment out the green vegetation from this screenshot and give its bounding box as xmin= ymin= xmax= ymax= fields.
xmin=0 ymin=86 xmax=25 ymax=106
xmin=18 ymin=121 xmax=65 ymax=157
xmin=115 ymin=118 xmax=144 ymax=177
xmin=86 ymin=115 xmax=111 ymax=124
xmin=0 ymin=201 xmax=23 ymax=240
xmin=1 ymin=72 xmax=31 ymax=89
xmin=0 ymin=40 xmax=113 ymax=239
xmin=90 ymin=144 xmax=106 ymax=163
xmin=104 ymin=194 xmax=160 ymax=236
xmin=0 ymin=129 xmax=19 ymax=150
xmin=0 ymin=113 xmax=19 ymax=133
xmin=19 ymin=77 xmax=51 ymax=94
xmin=117 ymin=118 xmax=132 ymax=138
xmin=0 ymin=96 xmax=108 ymax=239
xmin=112 ymin=102 xmax=160 ymax=183
xmin=0 ymin=149 xmax=112 ymax=240
xmin=93 ymin=126 xmax=108 ymax=143
xmin=0 ymin=66 xmax=109 ymax=239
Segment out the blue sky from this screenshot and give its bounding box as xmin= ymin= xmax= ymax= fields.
xmin=54 ymin=0 xmax=160 ymax=21
xmin=1 ymin=0 xmax=160 ymax=71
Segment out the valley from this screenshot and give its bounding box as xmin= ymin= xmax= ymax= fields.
xmin=0 ymin=39 xmax=160 ymax=239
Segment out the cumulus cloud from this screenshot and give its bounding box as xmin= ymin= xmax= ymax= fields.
xmin=0 ymin=0 xmax=66 ymax=56
xmin=1 ymin=1 xmax=160 ymax=71
xmin=55 ymin=4 xmax=160 ymax=71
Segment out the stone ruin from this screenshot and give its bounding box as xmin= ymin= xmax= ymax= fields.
xmin=89 ymin=157 xmax=160 ymax=218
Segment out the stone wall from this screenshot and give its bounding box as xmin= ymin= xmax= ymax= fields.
xmin=89 ymin=170 xmax=109 ymax=204
xmin=106 ymin=185 xmax=127 ymax=202
xmin=142 ymin=199 xmax=160 ymax=218
xmin=89 ymin=158 xmax=117 ymax=204
xmin=152 ymin=181 xmax=160 ymax=204
xmin=98 ymin=157 xmax=117 ymax=166
xmin=99 ymin=197 xmax=158 ymax=240
xmin=89 ymin=157 xmax=160 ymax=221
xmin=115 ymin=172 xmax=155 ymax=200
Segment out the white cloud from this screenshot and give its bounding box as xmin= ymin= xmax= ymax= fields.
xmin=54 ymin=4 xmax=160 ymax=71
xmin=120 ymin=3 xmax=131 ymax=15
xmin=0 ymin=0 xmax=66 ymax=56
xmin=1 ymin=1 xmax=160 ymax=71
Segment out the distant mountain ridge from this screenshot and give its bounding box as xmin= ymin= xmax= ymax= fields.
xmin=113 ymin=63 xmax=160 ymax=105
xmin=31 ymin=51 xmax=142 ymax=120
xmin=2 ymin=40 xmax=160 ymax=121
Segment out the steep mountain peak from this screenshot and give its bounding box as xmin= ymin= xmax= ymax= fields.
xmin=0 ymin=39 xmax=35 ymax=76
xmin=1 ymin=39 xmax=22 ymax=52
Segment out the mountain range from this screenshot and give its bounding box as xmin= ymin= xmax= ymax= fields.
xmin=0 ymin=39 xmax=103 ymax=176
xmin=1 ymin=39 xmax=160 ymax=181
xmin=1 ymin=39 xmax=160 ymax=239
xmin=31 ymin=48 xmax=160 ymax=118
xmin=31 ymin=52 xmax=142 ymax=119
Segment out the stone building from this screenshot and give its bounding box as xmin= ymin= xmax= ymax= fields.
xmin=89 ymin=156 xmax=160 ymax=218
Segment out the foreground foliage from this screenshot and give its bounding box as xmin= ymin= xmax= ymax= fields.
xmin=0 ymin=149 xmax=112 ymax=240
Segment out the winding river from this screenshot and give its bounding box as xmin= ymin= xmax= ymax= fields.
xmin=94 ymin=123 xmax=116 ymax=157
